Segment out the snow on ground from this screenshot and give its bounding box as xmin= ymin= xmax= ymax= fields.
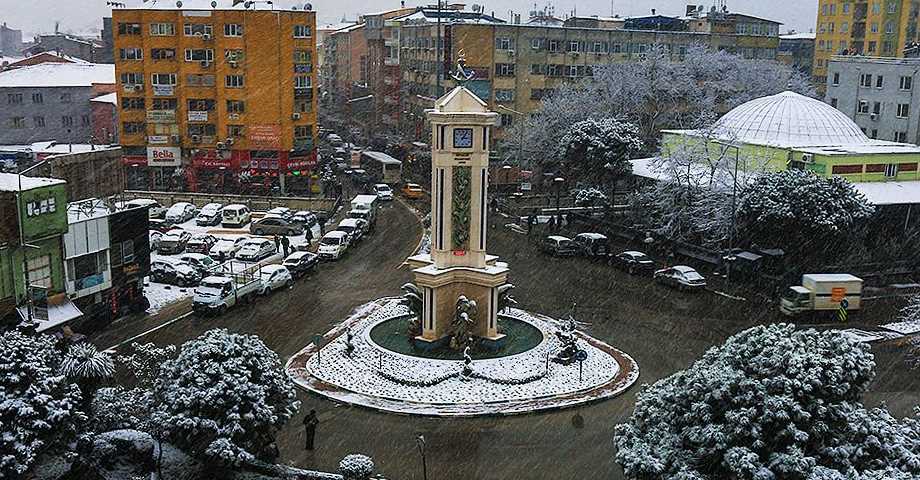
xmin=144 ymin=278 xmax=195 ymax=315
xmin=287 ymin=299 xmax=639 ymax=416
xmin=880 ymin=320 xmax=920 ymax=335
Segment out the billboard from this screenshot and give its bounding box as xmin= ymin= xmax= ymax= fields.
xmin=147 ymin=147 xmax=181 ymax=167
xmin=248 ymin=124 xmax=281 ymax=149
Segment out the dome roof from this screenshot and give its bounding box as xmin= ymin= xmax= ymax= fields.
xmin=713 ymin=91 xmax=869 ymax=147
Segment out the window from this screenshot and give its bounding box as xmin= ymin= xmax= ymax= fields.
xmin=120 ymin=47 xmax=143 ymax=60
xmin=26 ymin=197 xmax=56 ymax=217
xmin=7 ymin=93 xmax=22 ymax=104
xmin=225 ymin=75 xmax=244 ymax=88
xmin=226 ymin=99 xmax=245 ymax=113
xmin=293 ymin=50 xmax=311 ymax=63
xmin=224 ymin=23 xmax=243 ymax=37
xmin=60 ymin=93 xmax=72 ymax=103
xmin=883 ymin=41 xmax=893 ymax=54
xmin=860 ymin=73 xmax=873 ymax=87
xmin=900 ymin=75 xmax=913 ymax=90
xmin=896 ymin=131 xmax=908 ymax=142
xmin=31 ymin=93 xmax=42 ymax=104
xmin=898 ymin=103 xmax=910 ymax=117
xmin=61 ymin=116 xmax=73 ymax=127
xmin=225 ymin=49 xmax=245 ymax=62
xmin=183 ymin=23 xmax=213 ymax=36
xmin=830 ymin=98 xmax=838 ymax=108
xmin=886 ymin=163 xmax=898 ymax=177
xmin=81 ymin=115 xmax=90 ymax=126
xmin=122 ymin=240 xmax=134 ymax=263
xmin=842 ymin=21 xmax=849 ymax=32
xmin=32 ymin=116 xmax=45 ymax=127
xmin=496 ymin=36 xmax=514 ymax=50
xmin=152 ymin=98 xmax=177 ymax=110
xmin=295 ymin=99 xmax=311 ymax=113
xmin=832 ymin=164 xmax=864 ymax=175
xmin=500 ymin=113 xmax=513 ymax=127
xmin=120 ymin=72 xmax=144 ymax=85
xmin=152 ymin=48 xmax=176 ymax=60
xmin=118 ymin=22 xmax=141 ymax=35
xmin=858 ymin=100 xmax=870 ymax=114
xmin=843 ymin=2 xmax=850 ymax=13
xmin=150 ymin=22 xmax=175 ymax=36
xmin=495 ymin=89 xmax=514 ymax=102
xmin=9 ymin=117 xmax=25 ymax=128
xmin=495 ymin=63 xmax=515 ymax=77
xmin=151 ymin=73 xmax=177 ymax=85
xmin=832 ymin=72 xmax=840 ymax=85
xmin=228 ymin=125 xmax=244 ymax=137
xmin=121 ymin=97 xmax=145 ymax=109
xmin=123 ymin=122 xmax=145 ymax=134
xmin=187 ymin=98 xmax=215 ymax=111
xmin=886 ymin=21 xmax=894 ymax=34
xmin=876 ymin=75 xmax=884 ymax=88
xmin=548 ymin=39 xmax=560 ymax=52
xmin=185 ymin=74 xmax=215 ymax=86
xmin=188 ymin=124 xmax=216 ymax=136
xmin=184 ymin=49 xmax=214 ymax=62
xmin=293 ymin=24 xmax=311 ymax=38
xmin=872 ymin=2 xmax=881 ymax=14
xmin=567 ymin=40 xmax=581 ymax=52
xmin=530 ymin=38 xmax=543 ymax=50
xmin=871 ymin=22 xmax=879 ymax=33
xmin=294 ymin=125 xmax=312 ymax=138
xmin=26 ymin=255 xmax=52 ymax=289
xmin=871 ymin=129 xmax=878 ymax=138
xmin=110 ymin=243 xmax=122 ymax=267
xmin=294 ymin=75 xmax=311 ymax=88
xmin=873 ymin=101 xmax=881 ymax=115
xmin=592 ymin=41 xmax=608 ymax=53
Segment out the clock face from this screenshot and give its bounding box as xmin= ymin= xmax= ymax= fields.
xmin=453 ymin=128 xmax=474 ymax=149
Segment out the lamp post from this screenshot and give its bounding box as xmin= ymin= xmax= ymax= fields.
xmin=416 ymin=435 xmax=428 ymax=480
xmin=553 ymin=176 xmax=565 ymax=228
xmin=497 ymin=104 xmax=528 ymax=190
xmin=714 ymin=140 xmax=741 ymax=282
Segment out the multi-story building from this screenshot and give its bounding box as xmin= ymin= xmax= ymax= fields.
xmin=0 ymin=23 xmax=23 ymax=56
xmin=825 ymin=55 xmax=920 ymax=143
xmin=24 ymin=33 xmax=108 ymax=63
xmin=779 ymin=31 xmax=816 ymax=75
xmin=317 ymin=22 xmax=357 ymax=99
xmin=112 ymin=0 xmax=318 ymax=194
xmin=813 ymin=0 xmax=920 ymax=87
xmin=0 ymin=62 xmax=116 ymax=144
xmin=364 ymin=7 xmax=418 ymax=134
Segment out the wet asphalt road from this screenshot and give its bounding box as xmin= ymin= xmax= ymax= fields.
xmin=89 ymin=200 xmax=920 ymax=480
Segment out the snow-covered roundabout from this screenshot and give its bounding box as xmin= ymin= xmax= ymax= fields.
xmin=286 ymin=299 xmax=639 ymax=417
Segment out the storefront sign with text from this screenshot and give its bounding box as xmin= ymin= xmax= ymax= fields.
xmin=147 ymin=147 xmax=181 ymax=167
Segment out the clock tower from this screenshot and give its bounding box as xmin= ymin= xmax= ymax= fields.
xmin=406 ymin=85 xmax=510 ymax=346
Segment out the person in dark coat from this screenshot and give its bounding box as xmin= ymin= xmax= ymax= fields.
xmin=319 ymin=221 xmax=326 ymax=236
xmin=281 ymin=235 xmax=290 ymax=257
xmin=217 ymin=250 xmax=226 ymax=265
xmin=304 ymin=226 xmax=314 ymax=247
xmin=303 ymin=409 xmax=319 ymax=450
xmin=527 ymin=214 xmax=536 ymax=235
xmin=548 ymin=216 xmax=556 ymax=231
xmin=273 ymin=235 xmax=281 ymax=252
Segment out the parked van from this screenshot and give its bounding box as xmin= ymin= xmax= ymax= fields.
xmin=221 ymin=204 xmax=252 ymax=228
xmin=317 ymin=231 xmax=349 ymax=260
xmin=125 ymin=198 xmax=166 ymax=219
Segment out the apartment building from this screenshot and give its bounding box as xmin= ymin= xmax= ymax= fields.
xmin=112 ymin=0 xmax=319 ymax=195
xmin=813 ymin=0 xmax=920 ymax=87
xmin=364 ymin=7 xmax=418 ymax=132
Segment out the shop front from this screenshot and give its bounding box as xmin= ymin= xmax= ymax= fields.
xmin=189 ymin=149 xmax=245 ymax=193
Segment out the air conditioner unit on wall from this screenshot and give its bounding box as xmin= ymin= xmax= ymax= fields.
xmin=870 ymin=113 xmax=878 ymax=120
xmin=292 ymin=112 xmax=301 ymax=120
xmin=202 ymin=33 xmax=212 ymax=41
xmin=801 ymin=153 xmax=814 ymax=164
xmin=229 ymin=60 xmax=239 ymax=68
xmin=170 ymin=135 xmax=181 ymax=143
xmin=200 ymin=60 xmax=211 ymax=68
xmin=192 ymin=135 xmax=201 ymax=143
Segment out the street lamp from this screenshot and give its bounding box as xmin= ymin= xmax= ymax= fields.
xmin=416 ymin=435 xmax=428 ymax=480
xmin=553 ymin=176 xmax=565 ymax=229
xmin=714 ymin=140 xmax=741 ymax=281
xmin=497 ymin=104 xmax=528 ymax=190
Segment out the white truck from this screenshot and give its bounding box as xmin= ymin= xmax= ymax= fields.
xmin=780 ymin=274 xmax=863 ymax=317
xmin=349 ymin=194 xmax=378 ymax=230
xmin=192 ymin=263 xmax=262 ymax=315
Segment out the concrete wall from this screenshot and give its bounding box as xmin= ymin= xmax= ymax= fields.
xmin=0 ymin=85 xmax=97 ymax=144
xmin=43 ymin=147 xmax=125 ymax=201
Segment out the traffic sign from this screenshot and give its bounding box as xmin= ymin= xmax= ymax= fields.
xmin=575 ymin=350 xmax=588 ymax=362
xmin=840 ymin=298 xmax=849 ymax=309
xmin=312 ymin=334 xmax=325 ymax=347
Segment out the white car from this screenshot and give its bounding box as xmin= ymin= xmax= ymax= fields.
xmin=654 ymin=265 xmax=707 ymax=291
xmin=166 ymin=202 xmax=197 ymax=224
xmin=125 ymin=198 xmax=166 ymax=219
xmin=196 ymin=203 xmax=223 ymax=226
xmin=209 ymin=236 xmax=249 ymax=260
xmin=337 ymin=218 xmax=366 ymax=242
xmin=266 ymin=207 xmax=293 ymax=220
xmin=236 ymin=238 xmax=276 ymax=262
xmin=374 ymin=184 xmax=394 ymax=201
xmin=258 ymin=264 xmax=294 ymax=295
xmin=317 ymin=231 xmax=349 ymax=260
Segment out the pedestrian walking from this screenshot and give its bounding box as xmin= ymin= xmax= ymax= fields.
xmin=490 ymin=197 xmax=499 ymax=214
xmin=304 ymin=226 xmax=314 ymax=247
xmin=527 ymin=214 xmax=536 ymax=236
xmin=281 ymin=236 xmax=290 ymax=257
xmin=217 ymin=250 xmax=226 ymax=265
xmin=273 ymin=235 xmax=281 ymax=252
xmin=548 ymin=216 xmax=556 ymax=232
xmin=303 ymin=409 xmax=319 ymax=450
xmin=319 ymin=221 xmax=326 ymax=236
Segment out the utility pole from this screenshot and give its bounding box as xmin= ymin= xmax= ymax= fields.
xmin=436 ymin=0 xmax=442 ymax=97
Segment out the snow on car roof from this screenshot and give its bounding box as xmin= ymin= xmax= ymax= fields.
xmin=339 ymin=218 xmax=360 ymax=227
xmin=577 ymin=233 xmax=607 ymax=239
xmin=164 ymin=229 xmax=185 ymax=236
xmin=623 ymin=251 xmax=648 ymax=256
xmin=547 ymin=235 xmax=571 ymax=241
xmin=673 ymin=266 xmax=698 ymax=273
xmin=286 ymin=251 xmax=314 ymax=260
xmin=261 ymin=264 xmax=287 ymax=273
xmin=325 ymin=230 xmax=348 ymax=238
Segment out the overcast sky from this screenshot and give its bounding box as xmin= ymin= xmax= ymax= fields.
xmin=1 ymin=0 xmax=817 ymax=39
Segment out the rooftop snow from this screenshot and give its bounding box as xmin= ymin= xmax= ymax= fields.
xmin=851 ymin=181 xmax=920 ymax=206
xmin=90 ymin=92 xmax=118 ymax=105
xmin=781 ymin=32 xmax=817 ymax=40
xmin=115 ymin=0 xmax=298 ymax=10
xmin=797 ymin=141 xmax=920 ymax=155
xmin=0 ymin=173 xmax=65 ymax=192
xmin=0 ymin=63 xmax=115 ymax=88
xmin=361 ymin=151 xmax=401 ymax=165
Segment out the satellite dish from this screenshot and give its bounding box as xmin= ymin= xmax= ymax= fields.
xmin=244 ymin=1 xmax=252 ymax=8
xmin=211 ymin=0 xmax=217 ymax=6
xmin=304 ymin=3 xmax=312 ymax=10
xmin=175 ymin=0 xmax=182 ymax=7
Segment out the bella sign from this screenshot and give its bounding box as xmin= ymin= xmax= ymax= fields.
xmin=147 ymin=147 xmax=181 ymax=167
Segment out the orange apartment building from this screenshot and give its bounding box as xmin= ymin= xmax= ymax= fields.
xmin=112 ymin=0 xmax=318 ymax=194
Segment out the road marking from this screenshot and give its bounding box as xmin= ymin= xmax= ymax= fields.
xmin=103 ymin=310 xmax=194 ymax=353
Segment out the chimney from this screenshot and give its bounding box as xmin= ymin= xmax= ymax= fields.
xmin=651 ymin=8 xmax=656 ymax=15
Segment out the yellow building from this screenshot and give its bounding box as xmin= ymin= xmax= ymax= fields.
xmin=112 ymin=0 xmax=318 ymax=194
xmin=813 ymin=0 xmax=916 ymax=88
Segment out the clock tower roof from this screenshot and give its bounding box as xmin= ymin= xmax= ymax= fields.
xmin=428 ymin=86 xmax=499 ymax=125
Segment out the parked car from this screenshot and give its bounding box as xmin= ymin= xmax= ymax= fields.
xmin=157 ymin=229 xmax=192 ymax=255
xmin=401 ymin=183 xmax=424 ymax=199
xmin=165 ymin=202 xmax=197 ymax=224
xmin=317 ymin=231 xmax=349 ymax=260
xmin=150 ymin=259 xmax=201 ymax=287
xmin=611 ymin=251 xmax=656 ymax=275
xmin=185 ymin=234 xmax=218 ymax=255
xmin=283 ymin=251 xmax=319 ymax=278
xmin=222 ymin=204 xmax=252 ymax=228
xmin=250 ymin=215 xmax=303 ymax=236
xmin=374 ymin=183 xmax=394 ymax=201
xmin=573 ymin=233 xmax=610 ymax=257
xmin=149 ymin=231 xmax=163 ymax=252
xmin=258 ymin=265 xmax=294 ymax=295
xmin=195 ymin=203 xmax=224 ymax=226
xmin=266 ymin=207 xmax=293 ymax=220
xmin=654 ymin=266 xmax=707 ymax=291
xmin=541 ymin=235 xmax=577 ymax=256
xmin=336 ymin=218 xmax=366 ymax=243
xmin=178 ymin=253 xmax=216 ymax=276
xmin=291 ymin=211 xmax=317 ymax=229
xmin=236 ymin=238 xmax=276 ymax=262
xmin=209 ymin=236 xmax=249 ymax=260
xmin=125 ymin=198 xmax=166 ymax=219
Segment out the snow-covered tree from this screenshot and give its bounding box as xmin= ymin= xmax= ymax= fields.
xmin=61 ymin=343 xmax=115 ymax=412
xmin=0 ymin=331 xmax=84 ymax=477
xmin=338 ymin=454 xmax=375 ymax=480
xmin=737 ymin=169 xmax=875 ymax=257
xmin=614 ymin=324 xmax=920 ymax=480
xmin=151 ymin=329 xmax=300 ymax=467
xmin=557 ymin=118 xmax=642 ymax=185
xmin=573 ymin=188 xmax=609 ymax=208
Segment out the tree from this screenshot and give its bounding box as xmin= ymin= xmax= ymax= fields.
xmin=614 ymin=324 xmax=920 ymax=480
xmin=151 ymin=329 xmax=299 ymax=467
xmin=339 ymin=454 xmax=375 ymax=480
xmin=573 ymin=188 xmax=609 ymax=208
xmin=737 ymin=169 xmax=875 ymax=258
xmin=61 ymin=343 xmax=115 ymax=412
xmin=0 ymin=331 xmax=84 ymax=477
xmin=558 ymin=118 xmax=643 ymax=185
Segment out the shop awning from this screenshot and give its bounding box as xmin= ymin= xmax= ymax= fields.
xmin=18 ymin=297 xmax=83 ymax=333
